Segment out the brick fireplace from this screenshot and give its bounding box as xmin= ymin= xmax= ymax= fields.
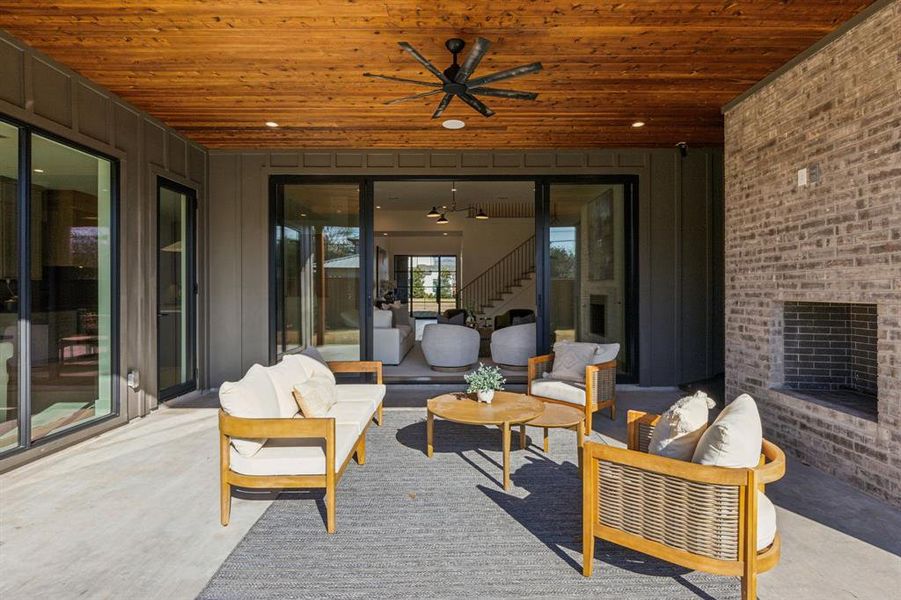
xmin=723 ymin=2 xmax=900 ymax=507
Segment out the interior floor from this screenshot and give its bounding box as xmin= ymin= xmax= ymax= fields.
xmin=382 ymin=342 xmax=528 ymax=384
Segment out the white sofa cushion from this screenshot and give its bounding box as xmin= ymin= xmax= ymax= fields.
xmin=757 ymin=491 xmax=777 ymax=551
xmin=228 ymin=423 xmax=358 ymax=476
xmin=283 ymin=352 xmax=335 ymax=384
xmin=373 ymin=308 xmax=393 ymax=328
xmin=325 ymin=401 xmax=375 ymax=436
xmin=336 ymin=384 xmax=387 ymax=414
xmin=263 ymin=359 xmax=308 ymax=418
xmin=692 ymin=393 xmax=763 ymax=468
xmin=293 ymin=377 xmax=338 ymax=418
xmin=219 ymin=363 xmax=282 ymax=457
xmin=530 ymin=379 xmax=586 ymax=406
xmin=648 ymin=391 xmax=715 ymax=461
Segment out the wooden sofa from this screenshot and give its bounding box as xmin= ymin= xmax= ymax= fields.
xmin=527 ymin=352 xmax=616 ymax=435
xmin=582 ymin=410 xmax=786 ymax=599
xmin=218 ymin=356 xmax=384 ymax=533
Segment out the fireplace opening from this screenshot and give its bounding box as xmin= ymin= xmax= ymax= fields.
xmin=589 ymin=295 xmax=607 ymax=338
xmin=780 ymin=301 xmax=877 ymax=420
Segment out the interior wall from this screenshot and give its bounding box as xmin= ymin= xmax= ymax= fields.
xmin=0 ymin=31 xmax=208 ymax=470
xmin=208 ymin=147 xmax=725 ymax=389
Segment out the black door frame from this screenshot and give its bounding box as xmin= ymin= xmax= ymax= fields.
xmin=269 ymin=174 xmax=639 ymax=384
xmin=157 ymin=176 xmax=198 ymax=401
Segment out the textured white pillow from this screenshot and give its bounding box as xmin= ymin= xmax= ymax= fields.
xmin=548 ymin=342 xmax=599 ymax=382
xmin=218 ymin=364 xmax=282 ymax=457
xmin=648 ymin=391 xmax=715 ymax=461
xmin=293 ymin=376 xmax=338 ymax=418
xmin=692 ymin=393 xmax=763 ymax=468
xmin=282 ymin=353 xmax=336 ymax=384
xmin=263 ymin=359 xmax=309 ymax=418
xmin=373 ymin=308 xmax=393 ymax=329
xmin=593 ymin=343 xmax=620 ymax=364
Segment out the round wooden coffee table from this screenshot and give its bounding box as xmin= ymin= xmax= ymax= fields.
xmin=521 ymin=403 xmax=586 ymax=475
xmin=427 ymin=391 xmax=544 ymax=490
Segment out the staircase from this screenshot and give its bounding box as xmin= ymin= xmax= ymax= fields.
xmin=459 ymin=236 xmax=535 ymax=315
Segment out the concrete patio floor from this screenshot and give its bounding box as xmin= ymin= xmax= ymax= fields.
xmin=1 ymin=387 xmax=898 ymax=600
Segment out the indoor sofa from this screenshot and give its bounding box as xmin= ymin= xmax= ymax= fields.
xmin=218 ymin=353 xmax=384 ymax=533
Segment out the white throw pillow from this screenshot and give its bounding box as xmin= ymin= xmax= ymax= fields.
xmin=692 ymin=394 xmax=763 ymax=468
xmin=548 ymin=341 xmax=599 ymax=382
xmin=293 ymin=376 xmax=338 ymax=418
xmin=648 ymin=391 xmax=715 ymax=461
xmin=282 ymin=352 xmax=336 ymax=384
xmin=373 ymin=308 xmax=393 ymax=329
xmin=264 ymin=359 xmax=309 ymax=418
xmin=219 ymin=364 xmax=282 ymax=457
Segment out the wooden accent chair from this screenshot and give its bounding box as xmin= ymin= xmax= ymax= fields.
xmin=582 ymin=410 xmax=786 ymax=600
xmin=527 ymin=353 xmax=616 ymax=435
xmin=219 ymin=359 xmax=383 ymax=534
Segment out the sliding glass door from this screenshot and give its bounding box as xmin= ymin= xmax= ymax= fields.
xmin=272 ymin=181 xmax=362 ymax=361
xmin=0 ymin=117 xmax=118 ymax=456
xmin=543 ymin=181 xmax=637 ymax=380
xmin=157 ymin=178 xmax=196 ymax=400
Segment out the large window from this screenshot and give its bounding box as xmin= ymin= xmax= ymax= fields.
xmin=403 ymin=255 xmax=457 ymax=315
xmin=0 ymin=118 xmax=117 ymax=455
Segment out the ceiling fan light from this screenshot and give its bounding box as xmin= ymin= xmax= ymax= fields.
xmin=442 ymin=119 xmax=465 ymax=130
xmin=475 ymin=208 xmax=489 ymax=220
xmin=436 ymin=214 xmax=449 ymax=224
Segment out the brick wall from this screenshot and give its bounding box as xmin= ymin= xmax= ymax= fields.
xmin=723 ymin=2 xmax=901 ymax=506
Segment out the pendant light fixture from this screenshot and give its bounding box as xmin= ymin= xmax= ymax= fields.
xmin=436 ymin=213 xmax=449 ymax=224
xmin=475 ymin=207 xmax=489 ymax=220
xmin=427 ymin=206 xmax=441 ymax=218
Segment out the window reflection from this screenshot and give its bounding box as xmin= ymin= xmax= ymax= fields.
xmin=0 ymin=122 xmax=18 ymax=451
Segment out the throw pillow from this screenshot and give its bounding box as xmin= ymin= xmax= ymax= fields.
xmin=218 ymin=364 xmax=282 ymax=457
xmin=648 ymin=391 xmax=716 ymax=460
xmin=391 ymin=305 xmax=411 ymax=327
xmin=263 ymin=359 xmax=308 ymax=418
xmin=296 ymin=347 xmax=336 ymax=383
xmin=292 ymin=376 xmax=338 ymax=418
xmin=692 ymin=393 xmax=763 ymax=468
xmin=548 ymin=341 xmax=599 ymax=382
xmin=373 ymin=308 xmax=393 ymax=329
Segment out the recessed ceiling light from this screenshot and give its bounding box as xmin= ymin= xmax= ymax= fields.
xmin=33 ymin=168 xmax=44 ymax=173
xmin=441 ymin=205 xmax=447 ymax=209
xmin=631 ymin=121 xmax=645 ymax=128
xmin=300 ymin=213 xmax=307 ymax=217
xmin=443 ymin=232 xmax=448 ymax=236
xmin=442 ymin=119 xmax=465 ymax=130
xmin=376 ymin=205 xmax=381 ymax=209
xmin=265 ymin=121 xmax=279 ymax=128
xmin=383 ymin=232 xmax=388 ymax=236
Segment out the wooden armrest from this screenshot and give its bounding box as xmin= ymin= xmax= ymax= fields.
xmin=627 ymin=410 xmax=660 ymax=452
xmin=585 ymin=441 xmax=751 ymax=486
xmin=586 ymin=359 xmax=616 ymax=374
xmin=327 ymin=360 xmax=383 ymax=384
xmin=527 ymin=353 xmax=554 ymax=385
xmin=218 ymin=409 xmax=334 ymax=439
xmin=757 ymin=439 xmax=786 ymax=484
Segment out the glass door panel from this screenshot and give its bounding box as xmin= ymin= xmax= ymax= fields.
xmin=548 ymin=183 xmax=632 ymax=377
xmin=0 ymin=121 xmax=19 ymax=451
xmin=30 ymin=133 xmax=114 ymax=440
xmin=158 ymin=179 xmax=196 ymax=400
xmin=275 ymin=183 xmax=361 ymax=361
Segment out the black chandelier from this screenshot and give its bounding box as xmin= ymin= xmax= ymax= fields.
xmin=426 ymin=182 xmax=489 ymax=224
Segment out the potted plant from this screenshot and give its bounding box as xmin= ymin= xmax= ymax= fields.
xmin=464 ymin=363 xmax=505 ymax=403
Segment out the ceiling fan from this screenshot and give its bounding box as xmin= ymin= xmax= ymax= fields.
xmin=364 ymin=37 xmax=542 ymax=118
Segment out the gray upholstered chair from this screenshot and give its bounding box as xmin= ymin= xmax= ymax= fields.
xmin=490 ymin=322 xmax=536 ymax=369
xmin=420 ymin=324 xmax=480 ymax=371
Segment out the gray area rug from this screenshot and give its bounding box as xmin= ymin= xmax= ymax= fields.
xmin=200 ymin=411 xmax=740 ymax=600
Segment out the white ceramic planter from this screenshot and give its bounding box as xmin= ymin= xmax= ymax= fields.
xmin=477 ymin=389 xmax=495 ymax=404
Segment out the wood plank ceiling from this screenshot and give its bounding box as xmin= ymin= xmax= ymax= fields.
xmin=0 ymin=1 xmax=874 ymax=149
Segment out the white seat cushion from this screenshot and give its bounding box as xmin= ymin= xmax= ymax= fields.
xmin=530 ymin=379 xmax=586 ymax=406
xmin=757 ymin=491 xmax=777 ymax=551
xmin=692 ymin=393 xmax=763 ymax=468
xmin=649 ymin=391 xmax=715 ymax=461
xmin=218 ymin=364 xmax=282 ymax=457
xmin=263 ymin=359 xmax=308 ymax=418
xmin=336 ymin=384 xmax=386 ymax=414
xmin=325 ymin=401 xmax=375 ymax=436
xmin=229 ymin=423 xmax=358 ymax=476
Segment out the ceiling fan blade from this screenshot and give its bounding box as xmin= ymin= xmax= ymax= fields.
xmin=468 ymin=62 xmax=543 ymax=87
xmin=398 ymin=42 xmax=450 ymax=83
xmin=384 ymin=89 xmax=444 ymax=105
xmin=469 ymin=87 xmax=538 ymax=100
xmin=458 ymin=93 xmax=495 ymax=117
xmin=455 ymin=37 xmax=491 ymax=83
xmin=363 ymin=73 xmax=441 ymax=87
xmin=431 ymin=94 xmax=454 ymax=119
